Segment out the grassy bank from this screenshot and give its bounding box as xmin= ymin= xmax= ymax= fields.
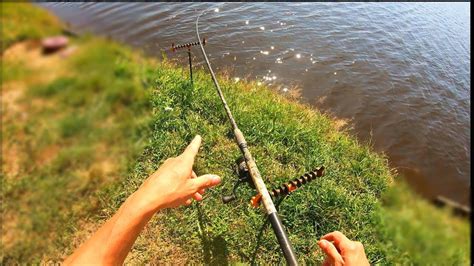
xmin=2 ymin=3 xmax=153 ymax=263
xmin=380 ymin=182 xmax=470 ymax=264
xmin=1 ymin=3 xmax=63 ymax=52
xmin=1 ymin=3 xmax=470 ymax=264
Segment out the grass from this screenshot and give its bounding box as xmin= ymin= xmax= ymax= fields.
xmin=1 ymin=3 xmax=64 ymax=52
xmin=106 ymin=64 xmax=391 ymax=264
xmin=1 ymin=3 xmax=470 ymax=265
xmin=1 ymin=6 xmax=154 ymax=262
xmin=379 ymin=182 xmax=470 ymax=265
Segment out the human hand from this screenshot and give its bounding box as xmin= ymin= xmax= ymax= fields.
xmin=317 ymin=231 xmax=370 ymax=266
xmin=130 ymin=135 xmax=221 ymax=214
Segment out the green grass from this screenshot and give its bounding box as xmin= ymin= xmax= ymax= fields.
xmin=1 ymin=3 xmax=64 ymax=52
xmin=102 ymin=65 xmax=391 ymax=264
xmin=379 ymin=182 xmax=470 ymax=265
xmin=1 ymin=33 xmax=154 ymax=263
xmin=1 ymin=3 xmax=470 ymax=265
xmin=106 ymin=62 xmax=470 ymax=265
xmin=1 ymin=59 xmax=32 ymax=83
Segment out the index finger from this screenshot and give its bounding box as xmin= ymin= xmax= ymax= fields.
xmin=180 ymin=135 xmax=202 ymax=164
xmin=321 ymin=231 xmax=351 ymax=248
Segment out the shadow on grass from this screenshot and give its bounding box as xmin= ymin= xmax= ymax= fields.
xmin=196 ymin=204 xmax=230 ymax=266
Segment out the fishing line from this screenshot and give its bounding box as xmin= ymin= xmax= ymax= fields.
xmin=196 ymin=9 xmax=239 ymax=129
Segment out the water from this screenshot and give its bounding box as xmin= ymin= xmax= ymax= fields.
xmin=41 ymin=3 xmax=470 ymax=206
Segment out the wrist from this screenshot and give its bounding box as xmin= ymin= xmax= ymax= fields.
xmin=123 ymin=191 xmax=160 ymax=221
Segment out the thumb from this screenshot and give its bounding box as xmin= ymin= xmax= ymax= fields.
xmin=191 ymin=174 xmax=221 ymax=191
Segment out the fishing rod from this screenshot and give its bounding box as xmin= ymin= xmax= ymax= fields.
xmin=195 ymin=10 xmax=299 ymax=265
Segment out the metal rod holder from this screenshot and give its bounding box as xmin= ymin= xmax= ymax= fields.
xmin=171 ymin=38 xmax=206 ymax=86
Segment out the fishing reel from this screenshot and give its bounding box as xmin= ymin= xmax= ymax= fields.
xmin=222 ymin=157 xmax=255 ymax=203
xmin=222 ymin=157 xmax=325 ymax=207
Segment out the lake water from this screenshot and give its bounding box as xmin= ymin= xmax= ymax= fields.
xmin=41 ymin=3 xmax=470 ymax=206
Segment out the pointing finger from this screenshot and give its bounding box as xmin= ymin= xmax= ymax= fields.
xmin=181 ymin=135 xmax=202 ymax=164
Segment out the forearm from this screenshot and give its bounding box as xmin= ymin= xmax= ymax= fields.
xmin=65 ymin=136 xmax=219 ymax=265
xmin=65 ymin=192 xmax=155 ymax=265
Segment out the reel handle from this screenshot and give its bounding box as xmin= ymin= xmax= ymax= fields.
xmin=222 ymin=194 xmax=237 ymax=204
